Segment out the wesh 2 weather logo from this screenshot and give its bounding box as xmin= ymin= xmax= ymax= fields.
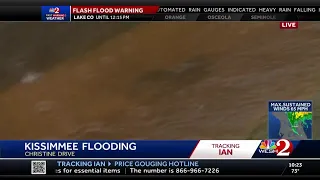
xmin=41 ymin=6 xmax=70 ymax=21
xmin=46 ymin=7 xmax=66 ymax=21
xmin=259 ymin=139 xmax=293 ymax=156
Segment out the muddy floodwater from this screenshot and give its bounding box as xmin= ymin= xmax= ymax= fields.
xmin=0 ymin=22 xmax=320 ymax=139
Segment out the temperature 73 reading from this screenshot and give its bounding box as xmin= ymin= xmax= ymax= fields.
xmin=291 ymin=169 xmax=299 ymax=174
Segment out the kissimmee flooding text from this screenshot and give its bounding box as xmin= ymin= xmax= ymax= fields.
xmin=24 ymin=142 xmax=137 ymax=157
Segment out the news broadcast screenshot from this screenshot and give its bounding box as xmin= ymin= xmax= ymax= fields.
xmin=0 ymin=0 xmax=320 ymax=178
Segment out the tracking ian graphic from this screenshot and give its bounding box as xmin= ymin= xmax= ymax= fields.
xmin=268 ymin=101 xmax=313 ymax=140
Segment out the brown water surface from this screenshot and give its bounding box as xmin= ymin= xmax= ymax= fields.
xmin=0 ymin=22 xmax=319 ymax=139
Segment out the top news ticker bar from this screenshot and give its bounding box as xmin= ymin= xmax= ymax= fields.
xmin=4 ymin=6 xmax=320 ymax=22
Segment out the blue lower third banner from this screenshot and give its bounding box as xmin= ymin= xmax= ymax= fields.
xmin=0 ymin=140 xmax=319 ymax=158
xmin=41 ymin=6 xmax=71 ymax=21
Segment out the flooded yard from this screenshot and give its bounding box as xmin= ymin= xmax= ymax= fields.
xmin=0 ymin=22 xmax=319 ymax=140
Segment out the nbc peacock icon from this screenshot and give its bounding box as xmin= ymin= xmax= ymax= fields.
xmin=259 ymin=140 xmax=277 ymax=154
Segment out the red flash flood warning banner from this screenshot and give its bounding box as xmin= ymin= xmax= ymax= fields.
xmin=71 ymin=6 xmax=159 ymax=14
xmin=71 ymin=6 xmax=158 ymax=21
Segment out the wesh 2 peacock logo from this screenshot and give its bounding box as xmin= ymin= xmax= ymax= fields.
xmin=259 ymin=140 xmax=277 ymax=153
xmin=259 ymin=139 xmax=294 ymax=156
